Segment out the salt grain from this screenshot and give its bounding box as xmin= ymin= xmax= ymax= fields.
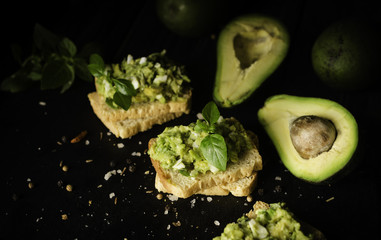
xmin=214 ymin=220 xmax=220 ymax=226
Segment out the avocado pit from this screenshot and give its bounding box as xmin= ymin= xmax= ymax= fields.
xmin=290 ymin=115 xmax=337 ymax=159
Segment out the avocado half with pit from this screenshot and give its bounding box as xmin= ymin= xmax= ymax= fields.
xmin=213 ymin=14 xmax=289 ymax=108
xmin=258 ymin=94 xmax=358 ymax=183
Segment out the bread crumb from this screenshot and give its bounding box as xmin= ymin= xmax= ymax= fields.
xmin=109 ymin=192 xmax=115 ymax=199
xmin=61 ymin=214 xmax=68 ymax=220
xmin=172 ymin=220 xmax=181 ymax=227
xmin=117 ymin=143 xmax=124 ymax=148
xmin=71 ymin=130 xmax=87 ymax=143
xmin=214 ymin=220 xmax=220 ymax=226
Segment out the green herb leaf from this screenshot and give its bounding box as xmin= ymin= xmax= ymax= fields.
xmin=202 ymin=101 xmax=220 ymax=126
xmin=200 ymin=134 xmax=228 ymax=171
xmin=41 ymin=59 xmax=74 ymax=90
xmin=89 ymin=53 xmax=104 ymax=69
xmin=105 ymin=97 xmax=118 ymax=109
xmin=113 ymin=78 xmax=137 ymax=96
xmin=33 ymin=23 xmax=60 ymax=53
xmin=88 ymin=54 xmax=105 ymax=78
xmin=113 ymin=91 xmax=132 ymax=110
xmin=74 ymin=58 xmax=93 ymax=82
xmin=87 ymin=64 xmax=104 ymax=77
xmin=58 ymin=38 xmax=77 ymax=57
xmin=194 ymin=119 xmax=209 ymax=132
xmin=0 ymin=72 xmax=35 ymax=93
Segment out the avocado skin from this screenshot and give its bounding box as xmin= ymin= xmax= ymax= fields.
xmin=311 ymin=18 xmax=381 ymax=90
xmin=213 ymin=14 xmax=289 ymax=108
xmin=257 ymin=94 xmax=359 ymax=184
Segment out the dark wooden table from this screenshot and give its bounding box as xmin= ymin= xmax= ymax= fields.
xmin=1 ymin=1 xmax=380 ymax=239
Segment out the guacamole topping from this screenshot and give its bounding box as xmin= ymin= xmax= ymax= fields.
xmin=214 ymin=202 xmax=312 ymax=240
xmin=96 ymin=50 xmax=190 ymax=107
xmin=148 ymin=117 xmax=253 ymax=176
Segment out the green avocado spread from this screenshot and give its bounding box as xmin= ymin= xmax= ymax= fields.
xmin=148 ymin=117 xmax=253 ymax=176
xmin=214 ymin=203 xmax=312 ymax=240
xmin=96 ymin=50 xmax=190 ymax=106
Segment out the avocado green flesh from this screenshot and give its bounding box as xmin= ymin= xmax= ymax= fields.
xmin=214 ymin=15 xmax=289 ymax=107
xmin=214 ymin=202 xmax=312 ymax=240
xmin=258 ymin=94 xmax=358 ymax=183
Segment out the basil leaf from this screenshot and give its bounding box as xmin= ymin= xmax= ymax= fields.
xmin=113 ymin=91 xmax=132 ymax=110
xmin=200 ymin=134 xmax=227 ymax=171
xmin=74 ymin=58 xmax=93 ymax=82
xmin=113 ymin=78 xmax=137 ymax=96
xmin=41 ymin=59 xmax=74 ymax=90
xmin=33 ymin=23 xmax=60 ymax=53
xmin=58 ymin=38 xmax=77 ymax=57
xmin=105 ymin=97 xmax=118 ymax=109
xmin=89 ymin=53 xmax=104 ymax=69
xmin=202 ymin=101 xmax=220 ymax=126
xmin=87 ymin=63 xmax=104 ymax=77
xmin=1 ymin=72 xmax=35 ymax=93
xmin=194 ymin=120 xmax=208 ymax=132
xmin=179 ymin=170 xmax=190 ymax=176
xmin=60 ymin=74 xmax=75 ymax=93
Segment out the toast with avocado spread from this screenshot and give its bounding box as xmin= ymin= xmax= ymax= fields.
xmin=147 ymin=103 xmax=262 ymax=198
xmin=87 ymin=50 xmax=192 ymax=138
xmin=214 ymin=201 xmax=326 ymax=240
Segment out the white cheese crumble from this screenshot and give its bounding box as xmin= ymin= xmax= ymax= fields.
xmin=104 ymin=170 xmax=117 ymax=181
xmin=167 ymin=194 xmax=178 ymax=201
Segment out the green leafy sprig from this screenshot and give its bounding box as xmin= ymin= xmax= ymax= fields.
xmin=1 ymin=24 xmax=97 ymax=93
xmin=196 ymin=101 xmax=228 ymax=171
xmin=88 ymin=53 xmax=137 ymax=110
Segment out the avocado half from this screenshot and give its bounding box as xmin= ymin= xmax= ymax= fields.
xmin=258 ymin=94 xmax=358 ymax=183
xmin=213 ymin=14 xmax=289 ymax=108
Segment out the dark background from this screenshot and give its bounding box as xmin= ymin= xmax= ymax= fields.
xmin=1 ymin=0 xmax=380 ymax=239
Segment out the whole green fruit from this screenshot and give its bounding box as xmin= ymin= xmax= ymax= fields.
xmin=156 ymin=0 xmax=226 ymax=37
xmin=311 ymin=18 xmax=381 ymax=90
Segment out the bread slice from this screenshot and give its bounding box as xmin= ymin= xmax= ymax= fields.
xmin=88 ymin=91 xmax=191 ymax=138
xmin=155 ymin=172 xmax=258 ymax=197
xmin=148 ymin=131 xmax=262 ymax=198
